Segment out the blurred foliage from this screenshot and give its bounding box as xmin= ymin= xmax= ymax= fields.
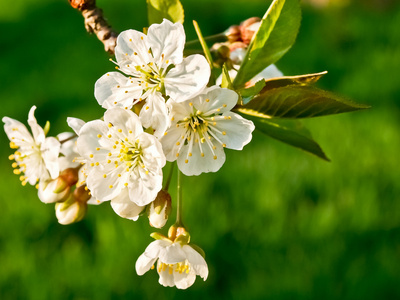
xmin=0 ymin=0 xmax=400 ymax=299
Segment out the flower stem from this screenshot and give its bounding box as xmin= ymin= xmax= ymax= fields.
xmin=175 ymin=168 xmax=184 ymax=227
xmin=163 ymin=163 xmax=175 ymax=191
xmin=185 ymin=32 xmax=227 ymax=47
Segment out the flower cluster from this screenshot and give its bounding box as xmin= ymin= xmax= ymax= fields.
xmin=3 ymin=19 xmax=255 ymax=289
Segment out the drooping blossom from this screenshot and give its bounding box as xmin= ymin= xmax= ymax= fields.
xmin=71 ymin=108 xmax=166 ymax=219
xmin=95 ymin=19 xmax=210 ymax=137
xmin=136 ymin=239 xmax=208 ymax=289
xmin=160 ymin=86 xmax=255 ymax=176
xmin=3 ymin=106 xmax=60 ymax=186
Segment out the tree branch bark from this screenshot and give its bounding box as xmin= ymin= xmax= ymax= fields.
xmin=69 ymin=0 xmax=118 ymax=55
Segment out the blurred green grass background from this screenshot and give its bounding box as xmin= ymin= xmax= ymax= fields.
xmin=0 ymin=0 xmax=399 ymax=299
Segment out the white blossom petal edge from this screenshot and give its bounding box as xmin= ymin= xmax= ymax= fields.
xmin=160 ymin=86 xmax=255 ymax=176
xmin=136 ymin=239 xmax=208 ymax=289
xmin=75 ymin=108 xmax=166 ymax=217
xmin=3 ymin=106 xmax=60 ymax=185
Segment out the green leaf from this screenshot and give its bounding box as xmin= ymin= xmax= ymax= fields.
xmin=236 ymin=85 xmax=370 ymax=119
xmin=238 ymin=79 xmax=266 ymax=105
xmin=221 ymin=63 xmax=233 ymax=89
xmin=147 ymin=0 xmax=184 ymax=25
xmin=248 ymin=116 xmax=330 ymax=160
xmin=263 ymin=71 xmax=327 ymax=91
xmin=233 ymin=0 xmax=301 ymax=88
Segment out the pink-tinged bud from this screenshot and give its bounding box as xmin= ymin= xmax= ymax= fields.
xmin=38 ymin=180 xmax=71 ymax=204
xmin=225 ymin=25 xmax=241 ymax=43
xmin=55 ymin=194 xmax=87 ymax=225
xmin=240 ymin=17 xmax=261 ymax=44
xmin=68 ymin=0 xmax=95 ymax=10
xmin=148 ymin=190 xmax=171 ymax=229
xmin=59 ymin=168 xmax=79 ymax=187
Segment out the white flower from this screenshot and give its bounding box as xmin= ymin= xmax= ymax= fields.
xmin=160 ymin=86 xmax=255 ymax=176
xmin=95 ymin=19 xmax=210 ymax=138
xmin=3 ymin=106 xmax=60 ymax=186
xmin=73 ymin=108 xmax=166 ymax=219
xmin=136 ymin=239 xmax=208 ymax=289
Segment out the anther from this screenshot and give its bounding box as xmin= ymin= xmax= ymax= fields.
xmin=103 ymin=174 xmax=107 ymax=178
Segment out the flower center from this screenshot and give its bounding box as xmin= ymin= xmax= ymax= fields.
xmin=157 ymin=261 xmax=191 ymax=275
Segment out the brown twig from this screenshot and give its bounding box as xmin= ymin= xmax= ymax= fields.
xmin=69 ymin=0 xmax=118 ymax=55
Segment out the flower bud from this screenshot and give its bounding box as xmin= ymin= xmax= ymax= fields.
xmin=240 ymin=17 xmax=261 ymax=44
xmin=210 ymin=43 xmax=231 ymax=68
xmin=225 ymin=25 xmax=241 ymax=43
xmin=38 ymin=179 xmax=71 ymax=204
xmin=55 ymin=194 xmax=87 ymax=225
xmin=73 ymin=184 xmax=91 ymax=203
xmin=148 ymin=190 xmax=171 ymax=229
xmin=229 ymin=42 xmax=247 ymax=65
xmin=59 ymin=167 xmax=79 ymax=187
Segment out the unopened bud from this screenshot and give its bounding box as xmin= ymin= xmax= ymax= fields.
xmin=68 ymin=0 xmax=95 ymax=10
xmin=59 ymin=168 xmax=79 ymax=187
xmin=210 ymin=43 xmax=231 ymax=68
xmin=55 ymin=194 xmax=87 ymax=225
xmin=240 ymin=17 xmax=261 ymax=44
xmin=38 ymin=180 xmax=71 ymax=204
xmin=229 ymin=42 xmax=247 ymax=65
xmin=148 ymin=190 xmax=171 ymax=229
xmin=73 ymin=184 xmax=91 ymax=203
xmin=225 ymin=25 xmax=241 ymax=43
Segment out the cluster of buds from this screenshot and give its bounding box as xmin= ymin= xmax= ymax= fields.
xmin=211 ymin=17 xmax=261 ymax=68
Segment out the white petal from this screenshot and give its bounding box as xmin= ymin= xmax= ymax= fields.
xmin=159 ymin=125 xmax=184 ymax=162
xmin=139 ymin=93 xmax=170 ymax=138
xmin=147 ymin=19 xmax=185 ymax=65
xmin=110 ymin=188 xmax=144 ymax=220
xmin=182 ymin=245 xmax=209 ymax=280
xmin=177 ymin=139 xmax=226 ymax=176
xmin=164 ymin=55 xmax=210 ymax=102
xmin=103 ymin=108 xmax=143 ymax=138
xmin=210 ymin=112 xmax=255 ymax=150
xmin=196 ymin=86 xmax=238 ymax=114
xmin=95 ymin=72 xmax=142 ymax=109
xmin=41 ymin=137 xmax=61 ymax=179
xmin=67 ymin=117 xmax=86 ymax=135
xmin=128 ymin=168 xmax=162 ymax=206
xmin=27 ymin=106 xmax=45 ymax=145
xmin=139 ymin=132 xmax=166 ymax=169
xmin=86 ymin=165 xmax=123 ymax=202
xmin=76 ymin=120 xmax=109 ymax=162
xmin=115 ymin=30 xmax=152 ymax=68
xmin=158 ymin=262 xmax=175 ymax=287
xmin=173 ymin=271 xmax=197 ymax=290
xmin=2 ymin=116 xmax=34 ymax=146
xmin=136 ymin=240 xmax=170 ymax=276
xmin=250 ymin=64 xmax=283 ymax=85
xmin=159 ymin=243 xmax=187 ymax=264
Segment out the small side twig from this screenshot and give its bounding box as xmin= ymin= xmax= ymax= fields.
xmin=69 ymin=0 xmax=118 ymax=55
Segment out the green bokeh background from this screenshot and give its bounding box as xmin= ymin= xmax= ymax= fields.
xmin=1 ymin=0 xmax=399 ymax=299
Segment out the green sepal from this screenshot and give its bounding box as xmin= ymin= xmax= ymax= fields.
xmin=146 ymin=0 xmax=184 ymax=25
xmin=233 ymin=0 xmax=301 ymax=88
xmin=221 ymin=63 xmax=233 ymax=89
xmin=246 ymin=115 xmax=330 ymax=161
xmin=193 ymin=20 xmax=215 ymax=84
xmin=43 ymin=121 xmax=50 ymax=136
xmin=150 ymin=232 xmax=170 ymax=241
xmin=236 ymin=85 xmax=370 ymax=119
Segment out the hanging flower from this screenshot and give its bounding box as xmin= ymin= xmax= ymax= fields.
xmin=72 ymin=108 xmax=166 ymax=219
xmin=160 ymin=86 xmax=255 ymax=176
xmin=3 ymin=106 xmax=60 ymax=186
xmin=136 ymin=238 xmax=208 ymax=289
xmin=95 ymin=19 xmax=210 ymax=137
